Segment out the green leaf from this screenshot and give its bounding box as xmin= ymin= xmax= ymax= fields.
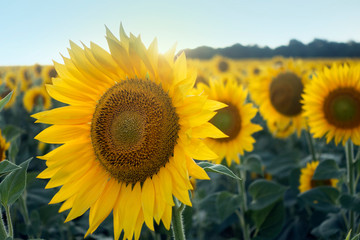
xmin=0 ymin=158 xmax=32 ymax=206
xmin=216 ymin=191 xmax=241 ymax=221
xmin=243 ymin=154 xmax=263 ymax=175
xmin=339 ymin=193 xmax=360 ymax=213
xmin=2 ymin=125 xmax=24 ymax=143
xmin=0 ymin=91 xmax=13 ymax=112
xmin=313 ymin=159 xmax=344 ymax=180
xmin=251 ymin=200 xmax=285 ymax=239
xmin=316 ymin=213 xmax=346 ymax=239
xmin=198 ymin=162 xmax=241 ymax=180
xmin=0 ymin=160 xmax=20 ymax=177
xmin=249 ymin=179 xmax=287 ymax=210
xmin=299 ymin=186 xmax=340 ymax=212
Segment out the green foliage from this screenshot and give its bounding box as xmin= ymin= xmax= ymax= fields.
xmin=0 ymin=160 xmax=20 ymax=177
xmin=249 ymin=179 xmax=287 ymax=210
xmin=0 ymin=91 xmax=13 ymax=112
xmin=0 ymin=158 xmax=31 ymax=207
xmin=313 ymin=159 xmax=344 ymax=180
xmin=216 ymin=191 xmax=241 ymax=222
xmin=299 ymin=186 xmax=340 ymax=212
xmin=198 ymin=162 xmax=241 ymax=180
xmin=339 ymin=194 xmax=360 ymax=213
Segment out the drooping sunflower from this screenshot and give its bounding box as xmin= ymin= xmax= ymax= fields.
xmin=23 ymin=86 xmax=52 ymax=113
xmin=196 ymin=77 xmax=262 ymax=166
xmin=299 ymin=161 xmax=338 ymax=193
xmin=302 ymin=63 xmax=360 ymax=145
xmin=33 ymin=25 xmax=226 ymax=240
xmin=0 ymin=130 xmax=10 ymax=162
xmin=33 ymin=63 xmax=43 ymax=78
xmin=249 ymin=59 xmax=309 ymax=138
xmin=19 ymin=66 xmax=32 ymax=91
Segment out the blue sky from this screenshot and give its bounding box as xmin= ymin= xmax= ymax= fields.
xmin=1 ymin=0 xmax=360 ymax=65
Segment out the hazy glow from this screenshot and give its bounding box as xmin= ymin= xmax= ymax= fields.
xmin=1 ymin=0 xmax=360 ymax=65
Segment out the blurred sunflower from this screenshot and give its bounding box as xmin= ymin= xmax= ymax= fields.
xmin=249 ymin=60 xmax=308 ymax=138
xmin=33 ymin=25 xmax=225 ymax=240
xmin=211 ymin=55 xmax=235 ymax=78
xmin=33 ymin=63 xmax=43 ymax=78
xmin=0 ymin=130 xmax=10 ymax=162
xmin=302 ymin=63 xmax=360 ymax=145
xmin=299 ymin=161 xmax=338 ymax=193
xmin=41 ymin=65 xmax=58 ymax=84
xmin=196 ymin=77 xmax=262 ymax=166
xmin=23 ymin=86 xmax=52 ymax=113
xmin=4 ymin=72 xmax=18 ymax=89
xmin=19 ymin=66 xmax=32 ymax=91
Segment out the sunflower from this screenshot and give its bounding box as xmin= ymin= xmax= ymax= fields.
xmin=299 ymin=161 xmax=338 ymax=193
xmin=33 ymin=63 xmax=43 ymax=78
xmin=41 ymin=65 xmax=58 ymax=84
xmin=0 ymin=130 xmax=10 ymax=162
xmin=33 ymin=25 xmax=226 ymax=240
xmin=302 ymin=63 xmax=360 ymax=145
xmin=249 ymin=59 xmax=308 ymax=138
xmin=19 ymin=66 xmax=32 ymax=91
xmin=23 ymin=86 xmax=52 ymax=113
xmin=196 ymin=77 xmax=262 ymax=166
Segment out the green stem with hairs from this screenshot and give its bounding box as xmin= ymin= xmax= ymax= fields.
xmin=171 ymin=198 xmax=186 ymax=240
xmin=0 ymin=207 xmax=7 ymax=239
xmin=5 ymin=205 xmax=13 ymax=238
xmin=345 ymin=140 xmax=355 ymax=237
xmin=305 ymin=125 xmax=317 ymax=161
xmin=237 ymin=168 xmax=250 ymax=240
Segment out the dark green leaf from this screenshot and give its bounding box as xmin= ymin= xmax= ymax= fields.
xmin=216 ymin=191 xmax=241 ymax=221
xmin=313 ymin=159 xmax=344 ymax=180
xmin=8 ymin=138 xmax=19 ymax=163
xmin=339 ymin=193 xmax=360 ymax=213
xmin=198 ymin=162 xmax=241 ymax=180
xmin=2 ymin=125 xmax=24 ymax=143
xmin=249 ymin=179 xmax=287 ymax=210
xmin=243 ymin=154 xmax=263 ymax=175
xmin=0 ymin=158 xmax=32 ymax=206
xmin=0 ymin=91 xmax=13 ymax=112
xmin=299 ymin=186 xmax=340 ymax=212
xmin=0 ymin=160 xmax=20 ymax=176
xmin=315 ymin=213 xmax=346 ymax=239
xmin=252 ymin=200 xmax=285 ymax=239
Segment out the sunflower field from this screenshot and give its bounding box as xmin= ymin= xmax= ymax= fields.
xmin=0 ymin=26 xmax=360 ymax=240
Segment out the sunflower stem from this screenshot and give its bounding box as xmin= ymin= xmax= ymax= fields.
xmin=171 ymin=198 xmax=186 ymax=240
xmin=0 ymin=207 xmax=8 ymax=239
xmin=305 ymin=125 xmax=316 ymax=161
xmin=5 ymin=205 xmax=13 ymax=238
xmin=237 ymin=167 xmax=250 ymax=240
xmin=345 ymin=140 xmax=355 ymax=237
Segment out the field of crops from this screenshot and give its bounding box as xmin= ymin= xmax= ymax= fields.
xmin=0 ymin=29 xmax=360 ymax=240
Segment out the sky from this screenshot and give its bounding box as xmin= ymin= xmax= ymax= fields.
xmin=1 ymin=0 xmax=360 ymax=65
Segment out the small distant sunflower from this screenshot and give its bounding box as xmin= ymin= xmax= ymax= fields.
xmin=211 ymin=55 xmax=234 ymax=77
xmin=33 ymin=25 xmax=225 ymax=240
xmin=41 ymin=65 xmax=58 ymax=84
xmin=302 ymin=64 xmax=360 ymax=145
xmin=299 ymin=161 xmax=338 ymax=193
xmin=0 ymin=130 xmax=10 ymax=162
xmin=197 ymin=77 xmax=262 ymax=166
xmin=19 ymin=66 xmax=32 ymax=91
xmin=249 ymin=60 xmax=308 ymax=138
xmin=4 ymin=72 xmax=18 ymax=90
xmin=23 ymin=86 xmax=52 ymax=113
xmin=33 ymin=64 xmax=43 ymax=78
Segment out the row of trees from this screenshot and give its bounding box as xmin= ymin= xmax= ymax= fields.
xmin=182 ymin=39 xmax=360 ymax=59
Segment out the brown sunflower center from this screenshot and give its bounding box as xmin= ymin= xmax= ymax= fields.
xmin=91 ymin=79 xmax=180 ymax=184
xmin=209 ymin=102 xmax=241 ymax=142
xmin=34 ymin=93 xmax=45 ymax=106
xmin=269 ymin=72 xmax=303 ymax=116
xmin=48 ymin=68 xmax=57 ymax=78
xmin=218 ymin=60 xmax=229 ymax=73
xmin=323 ymin=88 xmax=360 ymax=129
xmin=195 ymin=75 xmax=208 ymax=86
xmin=310 ymin=179 xmax=332 ymax=188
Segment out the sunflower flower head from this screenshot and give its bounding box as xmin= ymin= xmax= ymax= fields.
xmin=23 ymin=86 xmax=52 ymax=113
xmin=33 ymin=25 xmax=225 ymax=240
xmin=302 ymin=63 xmax=360 ymax=145
xmin=196 ymin=77 xmax=262 ymax=166
xmin=249 ymin=59 xmax=309 ymax=138
xmin=0 ymin=130 xmax=10 ymax=162
xmin=299 ymin=161 xmax=338 ymax=193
